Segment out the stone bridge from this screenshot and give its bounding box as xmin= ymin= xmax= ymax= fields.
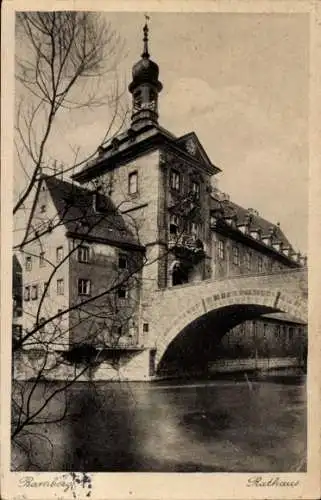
xmin=146 ymin=268 xmax=308 ymax=372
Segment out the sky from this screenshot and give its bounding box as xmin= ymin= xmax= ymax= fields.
xmin=14 ymin=11 xmax=309 ymax=254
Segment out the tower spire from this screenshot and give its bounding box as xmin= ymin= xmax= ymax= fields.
xmin=142 ymin=15 xmax=150 ymax=58
xmin=128 ymin=16 xmax=162 ymax=128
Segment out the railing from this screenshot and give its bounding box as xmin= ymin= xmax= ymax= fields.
xmin=155 ymin=266 xmax=307 ymax=292
xmin=168 ymin=233 xmax=199 ymax=248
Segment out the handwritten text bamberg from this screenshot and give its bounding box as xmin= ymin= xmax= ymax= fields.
xmin=247 ymin=476 xmax=300 ymax=487
xmin=19 ymin=476 xmax=73 ymax=492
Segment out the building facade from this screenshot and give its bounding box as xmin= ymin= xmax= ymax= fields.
xmin=17 ymin=22 xmax=307 ymax=380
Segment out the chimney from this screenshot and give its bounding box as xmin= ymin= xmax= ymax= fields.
xmin=247 ymin=208 xmax=259 ymax=217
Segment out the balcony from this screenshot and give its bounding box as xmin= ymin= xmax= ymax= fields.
xmin=168 ymin=233 xmax=205 ymax=263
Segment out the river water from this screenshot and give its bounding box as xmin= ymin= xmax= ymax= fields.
xmin=13 ymin=375 xmax=306 ymax=472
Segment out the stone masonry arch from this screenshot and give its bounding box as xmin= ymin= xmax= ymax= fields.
xmin=154 ymin=286 xmax=307 ymax=370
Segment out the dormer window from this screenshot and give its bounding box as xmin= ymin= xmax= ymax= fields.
xmin=128 ymin=171 xmax=138 ymax=195
xmin=238 ymin=224 xmax=247 ymax=234
xmin=170 ymin=170 xmax=181 ymax=192
xmin=40 ymin=204 xmax=46 ymax=213
xmin=250 ymin=229 xmax=261 ymax=240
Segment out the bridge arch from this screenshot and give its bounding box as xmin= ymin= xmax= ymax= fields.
xmin=154 ymin=287 xmax=307 ymax=372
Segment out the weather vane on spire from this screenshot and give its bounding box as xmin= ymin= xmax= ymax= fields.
xmin=142 ymin=14 xmax=150 ymax=58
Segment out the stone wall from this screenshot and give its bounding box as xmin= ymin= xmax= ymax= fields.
xmin=146 ymin=269 xmax=307 ymax=367
xmin=208 ymin=357 xmax=303 ymax=374
xmin=13 ymin=348 xmax=153 ymax=381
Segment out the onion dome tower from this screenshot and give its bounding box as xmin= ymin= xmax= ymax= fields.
xmin=128 ymin=18 xmax=163 ymax=128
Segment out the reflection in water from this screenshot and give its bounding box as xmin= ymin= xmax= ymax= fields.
xmin=14 ymin=377 xmax=307 ymax=472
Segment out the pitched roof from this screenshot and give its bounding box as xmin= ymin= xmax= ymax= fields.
xmin=209 ymin=194 xmax=299 ymax=264
xmin=43 ymin=175 xmax=143 ymax=250
xmin=225 ymin=199 xmax=291 ymax=247
xmin=73 ymin=123 xmax=220 ymax=183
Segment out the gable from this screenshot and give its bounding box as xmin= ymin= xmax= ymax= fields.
xmin=23 ymin=177 xmax=67 ymax=247
xmin=175 ymin=132 xmax=219 ymax=172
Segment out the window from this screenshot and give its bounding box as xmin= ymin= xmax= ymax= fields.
xmin=79 ymin=221 xmax=89 ymax=232
xmin=191 ymin=181 xmax=200 ymax=199
xmin=149 ymin=90 xmax=157 ymax=111
xmin=191 ymin=222 xmax=199 ymax=237
xmin=57 ymin=279 xmax=64 ymax=295
xmin=128 ymin=171 xmax=138 ymax=195
xmin=117 ymin=286 xmax=127 ymax=299
xmin=25 ymin=256 xmax=32 ymax=271
xmin=263 ymin=323 xmax=268 ymax=340
xmin=169 ymin=215 xmax=179 ymax=235
xmin=218 ymin=240 xmax=225 ymax=260
xmin=258 ymin=257 xmax=263 ymax=273
xmin=39 ymin=252 xmax=45 ymax=267
xmin=56 ymin=246 xmax=64 ymax=263
xmin=170 ymin=170 xmax=181 ymax=191
xmin=245 ymin=251 xmax=251 ymax=270
xmin=143 ymin=323 xmax=149 ymax=333
xmin=232 ymin=246 xmax=240 ymax=266
xmin=78 ymin=278 xmax=91 ymax=296
xmin=266 ymin=260 xmax=272 ymax=272
xmin=40 ymin=204 xmax=46 ymax=213
xmin=78 ymin=246 xmax=90 ymax=263
xmin=118 ymin=254 xmax=127 ymax=269
xmin=133 ymin=90 xmax=142 ymax=111
xmin=31 ymin=284 xmax=38 ymax=300
xmin=24 ymin=286 xmax=30 ymax=301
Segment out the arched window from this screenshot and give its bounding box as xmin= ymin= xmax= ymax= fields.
xmin=149 ymin=89 xmax=157 ymax=111
xmin=133 ymin=90 xmax=142 ymax=111
xmin=170 ymin=260 xmax=188 ymax=286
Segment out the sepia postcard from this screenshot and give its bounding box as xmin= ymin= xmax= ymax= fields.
xmin=1 ymin=0 xmax=321 ymax=499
